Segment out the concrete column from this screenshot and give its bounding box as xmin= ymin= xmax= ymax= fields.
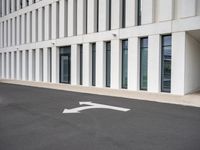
xmin=0 ymin=53 xmax=2 ymax=79
xmin=96 ymin=41 xmax=106 ymax=87
xmin=22 ymin=0 xmax=27 ymax=8
xmin=68 ymin=0 xmax=77 ymax=36
xmin=128 ymin=37 xmax=140 ymax=91
xmin=26 ymin=12 xmax=30 ymax=43
xmin=51 ymin=46 xmax=59 ymax=83
xmin=51 ymin=2 xmax=58 ymax=39
xmin=29 ymin=0 xmax=33 ymax=5
xmin=2 ymin=53 xmax=6 ymax=79
xmin=180 ymin=0 xmax=196 ymax=18
xmin=171 ymin=32 xmax=186 ymax=95
xmin=2 ymin=0 xmax=5 ymax=16
xmin=28 ymin=50 xmax=33 ymax=81
xmin=71 ymin=44 xmax=80 ymax=85
xmin=16 ymin=16 xmax=20 ymax=45
xmin=0 ymin=23 xmax=2 ymax=48
xmin=59 ymin=0 xmax=67 ymax=37
xmin=148 ymin=35 xmax=161 ymax=93
xmin=43 ymin=47 xmax=51 ymax=82
xmin=11 ymin=0 xmax=15 ymax=12
xmin=16 ymin=0 xmax=20 ymax=10
xmin=12 ymin=18 xmax=15 ymax=46
xmin=141 ymin=0 xmax=154 ymax=25
xmin=11 ymin=51 xmax=15 ymax=79
xmin=4 ymin=21 xmax=7 ymax=47
xmin=22 ymin=50 xmax=27 ymax=80
xmin=83 ymin=43 xmax=92 ymax=86
xmin=44 ymin=5 xmax=50 ymax=40
xmin=32 ymin=10 xmax=36 ymax=43
xmin=111 ymin=0 xmax=122 ymax=29
xmin=77 ymin=0 xmax=86 ymax=35
xmin=6 ymin=52 xmax=9 ymax=79
xmin=111 ymin=39 xmax=121 ymax=89
xmin=87 ymin=0 xmax=97 ymax=33
xmin=7 ymin=20 xmax=11 ymax=47
xmin=21 ymin=14 xmax=25 ymax=44
xmin=126 ymin=0 xmax=136 ymax=27
xmin=16 ymin=51 xmax=20 ymax=80
xmin=35 ymin=48 xmax=43 ymax=82
xmin=38 ymin=8 xmax=43 ymax=41
xmin=99 ymin=0 xmax=109 ymax=31
xmin=6 ymin=0 xmax=10 ymax=15
xmin=159 ymin=0 xmax=173 ymax=22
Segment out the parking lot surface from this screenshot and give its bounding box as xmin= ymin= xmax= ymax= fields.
xmin=0 ymin=83 xmax=200 ymax=150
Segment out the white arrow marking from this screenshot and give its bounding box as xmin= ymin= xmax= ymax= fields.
xmin=63 ymin=101 xmax=130 ymax=113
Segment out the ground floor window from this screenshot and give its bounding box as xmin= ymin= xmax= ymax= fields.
xmin=122 ymin=40 xmax=128 ymax=89
xmin=106 ymin=41 xmax=111 ymax=87
xmin=92 ymin=43 xmax=96 ymax=86
xmin=60 ymin=46 xmax=71 ymax=84
xmin=140 ymin=37 xmax=148 ymax=90
xmin=161 ymin=35 xmax=172 ymax=92
xmin=79 ymin=45 xmax=83 ymax=85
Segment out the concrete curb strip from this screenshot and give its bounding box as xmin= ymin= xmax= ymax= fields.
xmin=0 ymin=79 xmax=200 ymax=108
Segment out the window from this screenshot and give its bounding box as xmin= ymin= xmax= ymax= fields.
xmin=140 ymin=37 xmax=148 ymax=90
xmin=79 ymin=45 xmax=83 ymax=85
xmin=122 ymin=40 xmax=128 ymax=89
xmin=161 ymin=35 xmax=172 ymax=93
xmin=85 ymin=0 xmax=88 ymax=34
xmin=137 ymin=0 xmax=142 ymax=26
xmin=108 ymin=0 xmax=111 ymax=30
xmin=106 ymin=42 xmax=111 ymax=87
xmin=122 ymin=0 xmax=126 ymax=28
xmin=97 ymin=0 xmax=99 ymax=32
xmin=92 ymin=43 xmax=96 ymax=86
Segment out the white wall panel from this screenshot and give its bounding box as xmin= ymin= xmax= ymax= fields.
xmin=111 ymin=0 xmax=122 ymax=29
xmin=148 ymin=35 xmax=161 ymax=93
xmin=111 ymin=39 xmax=121 ymax=89
xmin=126 ymin=0 xmax=136 ymax=27
xmin=87 ymin=0 xmax=97 ymax=33
xmin=171 ymin=32 xmax=186 ymax=95
xmin=180 ymin=0 xmax=196 ymax=18
xmin=128 ymin=37 xmax=139 ymax=91
xmin=142 ymin=0 xmax=154 ymax=25
xmin=83 ymin=43 xmax=92 ymax=86
xmin=77 ymin=0 xmax=86 ymax=35
xmin=96 ymin=41 xmax=106 ymax=87
xmin=99 ymin=0 xmax=109 ymax=31
xmin=159 ymin=0 xmax=173 ymax=21
xmin=71 ymin=44 xmax=80 ymax=85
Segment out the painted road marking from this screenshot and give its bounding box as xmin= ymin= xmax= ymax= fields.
xmin=63 ymin=101 xmax=130 ymax=113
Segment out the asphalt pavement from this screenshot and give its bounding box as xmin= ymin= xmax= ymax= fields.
xmin=0 ymin=83 xmax=200 ymax=150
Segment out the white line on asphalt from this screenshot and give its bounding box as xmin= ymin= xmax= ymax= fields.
xmin=63 ymin=101 xmax=131 ymax=113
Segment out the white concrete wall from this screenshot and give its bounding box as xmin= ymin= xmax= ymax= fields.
xmin=184 ymin=33 xmax=200 ymax=93
xmin=0 ymin=0 xmax=200 ymax=95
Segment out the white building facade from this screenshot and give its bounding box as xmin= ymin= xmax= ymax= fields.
xmin=0 ymin=0 xmax=200 ymax=95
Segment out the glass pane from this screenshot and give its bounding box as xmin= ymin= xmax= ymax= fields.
xmin=162 ymin=35 xmax=172 ymax=46
xmin=161 ymin=35 xmax=171 ymax=92
xmin=92 ymin=44 xmax=96 ymax=86
xmin=122 ymin=40 xmax=128 ymax=89
xmin=80 ymin=45 xmax=83 ymax=85
xmin=106 ymin=42 xmax=111 ymax=87
xmin=140 ymin=47 xmax=148 ymax=90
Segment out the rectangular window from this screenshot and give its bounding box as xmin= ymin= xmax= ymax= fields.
xmin=137 ymin=0 xmax=142 ymax=26
xmin=85 ymin=0 xmax=88 ymax=34
xmin=122 ymin=40 xmax=128 ymax=89
xmin=79 ymin=44 xmax=83 ymax=85
xmin=108 ymin=0 xmax=111 ymax=30
xmin=92 ymin=43 xmax=96 ymax=86
xmin=161 ymin=35 xmax=172 ymax=93
xmin=140 ymin=37 xmax=148 ymax=90
xmin=97 ymin=0 xmax=99 ymax=32
xmin=122 ymin=0 xmax=126 ymax=28
xmin=106 ymin=41 xmax=111 ymax=87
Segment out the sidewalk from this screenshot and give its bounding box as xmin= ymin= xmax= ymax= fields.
xmin=0 ymin=79 xmax=200 ymax=108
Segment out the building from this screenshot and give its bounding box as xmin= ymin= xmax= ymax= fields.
xmin=0 ymin=0 xmax=200 ymax=95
